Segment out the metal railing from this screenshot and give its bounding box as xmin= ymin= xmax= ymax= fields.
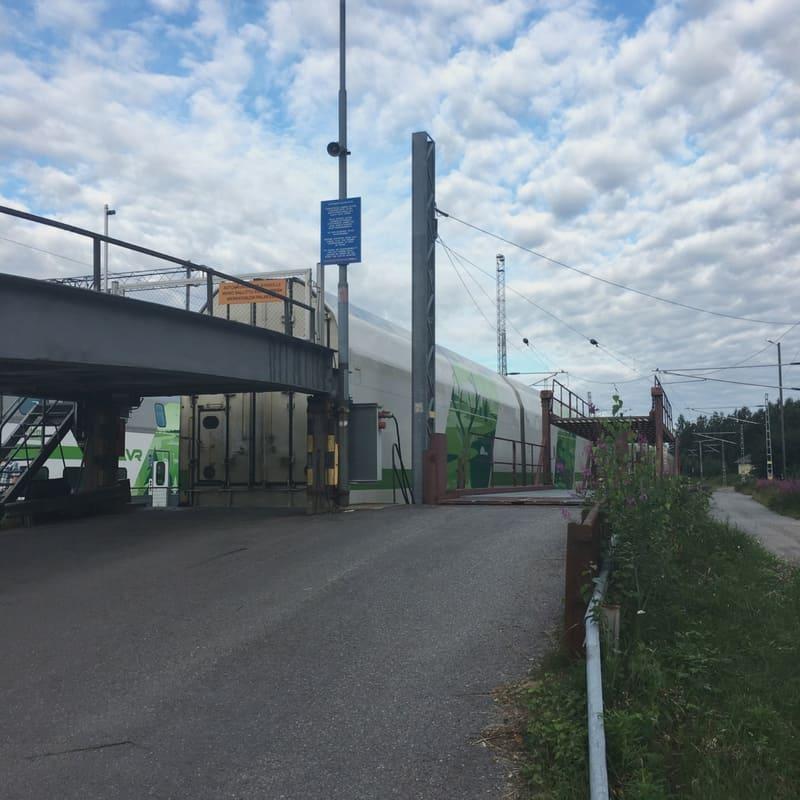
xmin=490 ymin=436 xmax=544 ymax=487
xmin=653 ymin=375 xmax=674 ymax=436
xmin=564 ymin=504 xmax=611 ymax=800
xmin=551 ymin=379 xmax=592 ymax=419
xmin=585 ymin=560 xmax=612 ymax=800
xmin=0 ymin=204 xmax=319 ymax=343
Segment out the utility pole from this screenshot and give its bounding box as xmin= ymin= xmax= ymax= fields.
xmin=337 ymin=0 xmax=350 ymax=503
xmin=768 ymin=340 xmax=787 ymax=477
xmin=103 ymin=204 xmax=116 ymax=293
xmin=765 ymin=393 xmax=774 ymax=480
xmin=699 ymin=439 xmax=704 ymax=480
xmin=739 ymin=423 xmax=745 ymax=462
xmin=778 ymin=342 xmax=787 ymax=477
xmin=496 ymin=253 xmax=507 ymax=375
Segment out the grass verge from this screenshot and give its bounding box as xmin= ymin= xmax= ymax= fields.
xmin=736 ymin=479 xmax=800 ymax=519
xmin=507 ymin=487 xmax=800 ymax=799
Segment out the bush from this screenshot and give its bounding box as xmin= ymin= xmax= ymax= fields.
xmin=750 ymin=479 xmax=800 ymax=518
xmin=516 ymin=406 xmax=800 ymax=799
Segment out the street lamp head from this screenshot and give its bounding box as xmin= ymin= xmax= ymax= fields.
xmin=106 ymin=208 xmax=116 ymax=216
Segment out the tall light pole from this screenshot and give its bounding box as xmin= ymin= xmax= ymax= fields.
xmin=337 ymin=0 xmax=350 ymax=502
xmin=103 ymin=204 xmax=116 ymax=293
xmin=768 ymin=339 xmax=787 ymax=477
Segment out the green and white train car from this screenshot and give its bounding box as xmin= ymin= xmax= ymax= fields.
xmin=1 ymin=396 xmax=180 ymax=504
xmin=179 ymin=283 xmax=592 ymax=507
xmin=6 ymin=275 xmax=591 ymax=507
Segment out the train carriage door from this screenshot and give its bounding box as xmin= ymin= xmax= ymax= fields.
xmin=197 ymin=406 xmax=226 ymax=484
xmin=151 ymin=450 xmax=169 ymax=507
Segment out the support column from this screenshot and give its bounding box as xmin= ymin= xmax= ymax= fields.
xmin=306 ymin=394 xmax=337 ymax=514
xmin=78 ymin=394 xmax=127 ymax=492
xmin=423 ymin=432 xmax=447 ymax=504
xmin=652 ymin=385 xmax=664 ymax=477
xmin=540 ymin=390 xmax=553 ymax=485
xmin=412 ymin=131 xmax=436 ymax=504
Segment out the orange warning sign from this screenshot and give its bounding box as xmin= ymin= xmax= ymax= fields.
xmin=217 ymin=278 xmax=287 ymax=305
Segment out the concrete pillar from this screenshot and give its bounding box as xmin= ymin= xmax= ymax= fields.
xmin=422 ymin=432 xmax=447 ymax=503
xmin=652 ymin=385 xmax=664 ymax=477
xmin=306 ymin=394 xmax=337 ymax=514
xmin=78 ymin=394 xmax=127 ymax=492
xmin=540 ymin=390 xmax=553 ymax=485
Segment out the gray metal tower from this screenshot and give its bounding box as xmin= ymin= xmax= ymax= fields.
xmin=496 ymin=253 xmax=507 ymax=376
xmin=411 ymin=132 xmax=436 ymax=504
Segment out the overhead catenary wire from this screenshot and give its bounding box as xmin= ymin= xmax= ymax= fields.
xmin=441 ymin=240 xmax=550 ymax=379
xmin=440 ymin=242 xmax=498 ymax=335
xmin=659 ymin=363 xmax=798 ymax=372
xmin=657 ymin=370 xmax=800 ymax=391
xmin=440 ymin=238 xmax=555 ymax=370
xmin=437 ymin=238 xmax=643 ymax=377
xmin=0 ymin=234 xmax=93 ymax=267
xmin=437 ymin=208 xmax=800 ymax=327
xmin=701 ymin=320 xmax=800 ymax=378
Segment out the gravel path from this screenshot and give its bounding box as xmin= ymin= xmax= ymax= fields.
xmin=711 ymin=487 xmax=800 ymax=562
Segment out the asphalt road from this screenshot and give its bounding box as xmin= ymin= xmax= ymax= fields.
xmin=712 ymin=488 xmax=800 ymax=561
xmin=0 ymin=504 xmax=567 ymax=800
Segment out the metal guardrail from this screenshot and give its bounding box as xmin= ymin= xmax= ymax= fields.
xmin=564 ymin=504 xmax=612 ymax=799
xmin=585 ymin=560 xmax=611 ymax=800
xmin=0 ymin=204 xmax=318 ymax=342
xmin=491 ymin=436 xmax=544 ymax=486
xmin=551 ymin=379 xmax=592 ymax=419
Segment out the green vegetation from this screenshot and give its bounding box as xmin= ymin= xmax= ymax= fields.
xmin=511 ymin=408 xmax=800 ymax=799
xmin=676 ymin=398 xmax=800 ymax=481
xmin=737 ymin=478 xmax=800 ymax=520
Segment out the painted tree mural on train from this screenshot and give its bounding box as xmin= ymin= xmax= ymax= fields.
xmin=445 ymin=366 xmax=499 ymax=490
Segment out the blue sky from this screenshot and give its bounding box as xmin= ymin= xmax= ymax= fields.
xmin=0 ymin=0 xmax=798 ymax=416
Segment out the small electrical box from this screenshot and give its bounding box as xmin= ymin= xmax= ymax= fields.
xmin=349 ymin=403 xmax=382 ymax=482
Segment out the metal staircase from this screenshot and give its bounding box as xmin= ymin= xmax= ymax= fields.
xmin=0 ymin=398 xmax=76 ymax=506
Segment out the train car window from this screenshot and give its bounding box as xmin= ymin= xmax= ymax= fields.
xmin=202 ymin=415 xmax=220 ymax=430
xmin=154 ymin=402 xmax=167 ymax=429
xmin=155 ymin=461 xmax=166 ymax=485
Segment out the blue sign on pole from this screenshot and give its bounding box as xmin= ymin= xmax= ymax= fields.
xmin=320 ymin=197 xmax=361 ymax=265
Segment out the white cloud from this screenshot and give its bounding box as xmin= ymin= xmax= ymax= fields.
xmin=1 ymin=0 xmax=799 ymax=415
xmin=34 ymin=0 xmax=105 ymax=31
xmin=149 ymin=0 xmax=192 ymax=14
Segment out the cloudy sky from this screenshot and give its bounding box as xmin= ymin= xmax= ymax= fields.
xmin=1 ymin=0 xmax=798 ymax=417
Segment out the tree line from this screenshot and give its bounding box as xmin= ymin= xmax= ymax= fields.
xmin=676 ymin=397 xmax=800 ymax=480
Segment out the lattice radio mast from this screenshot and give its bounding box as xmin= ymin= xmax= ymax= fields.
xmin=765 ymin=393 xmax=774 ymax=480
xmin=496 ymin=253 xmax=507 ymax=375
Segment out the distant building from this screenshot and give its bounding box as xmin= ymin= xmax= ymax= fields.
xmin=736 ymin=455 xmax=754 ymax=477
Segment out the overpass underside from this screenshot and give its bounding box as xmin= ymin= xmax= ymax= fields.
xmin=0 ymin=274 xmax=335 ymax=398
xmin=0 ymin=274 xmax=338 ymax=518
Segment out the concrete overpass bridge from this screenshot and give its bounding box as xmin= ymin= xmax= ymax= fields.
xmin=0 ymin=205 xmax=337 ymax=516
xmin=0 ymin=272 xmax=334 ymax=399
